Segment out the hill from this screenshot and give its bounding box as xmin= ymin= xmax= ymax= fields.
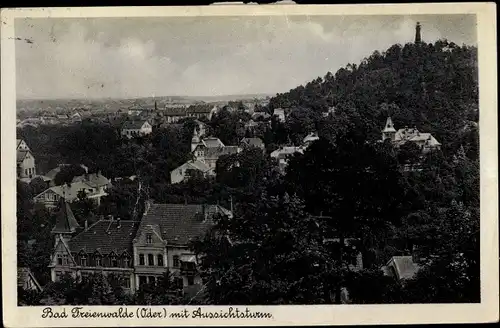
xmin=268 ymin=39 xmax=478 ymax=155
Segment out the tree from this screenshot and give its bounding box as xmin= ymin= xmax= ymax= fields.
xmin=53 ymin=165 xmax=87 ymax=186
xmin=192 ymin=193 xmax=334 ymax=304
xmin=133 ymin=271 xmax=183 ymax=305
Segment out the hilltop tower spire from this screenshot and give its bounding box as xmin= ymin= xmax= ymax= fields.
xmin=415 ymin=22 xmax=422 ymax=44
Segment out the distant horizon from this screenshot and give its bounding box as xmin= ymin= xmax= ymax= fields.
xmin=16 ymin=92 xmax=276 ymax=102
xmin=15 ymin=15 xmax=476 ymax=100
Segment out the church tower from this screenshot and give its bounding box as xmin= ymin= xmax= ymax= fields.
xmin=382 ymin=117 xmax=397 ymax=142
xmin=415 ymin=22 xmax=422 ymax=44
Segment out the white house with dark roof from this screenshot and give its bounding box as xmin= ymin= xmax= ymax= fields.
xmin=240 ymin=137 xmax=265 ymax=151
xmin=121 ymin=120 xmax=152 ymax=138
xmin=170 ymin=160 xmax=215 ymax=184
xmin=133 ymin=203 xmax=232 ymax=293
xmin=273 ymin=108 xmax=286 ymax=122
xmin=381 ymin=117 xmax=441 ymax=153
xmin=16 ymin=139 xmax=36 ymax=181
xmin=381 ymin=256 xmax=421 ymax=281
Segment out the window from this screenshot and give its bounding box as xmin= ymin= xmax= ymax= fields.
xmin=123 ymin=257 xmax=130 ymax=268
xmin=63 ymin=254 xmax=69 ymax=265
xmin=146 ymin=233 xmax=152 ymax=244
xmin=157 ymin=254 xmax=164 ymax=267
xmin=173 ymin=255 xmax=180 ymax=268
xmin=187 ymin=276 xmax=194 ymax=286
xmin=139 ymin=276 xmax=147 ymax=286
xmin=139 ymin=254 xmax=145 ymax=265
xmin=55 ymin=271 xmax=63 ymax=282
xmin=57 ymin=254 xmax=63 ymax=265
xmin=111 ymin=255 xmax=118 ymax=267
xmin=123 ymin=277 xmax=131 ymax=288
xmin=148 ymin=276 xmax=156 ymax=285
xmin=148 ymin=254 xmax=154 ymax=266
xmin=25 ymin=169 xmax=28 ymax=176
xmin=80 ymin=255 xmax=87 ymax=267
xmin=95 ymin=256 xmax=101 ymax=267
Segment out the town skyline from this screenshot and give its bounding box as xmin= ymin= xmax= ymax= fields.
xmin=15 ymin=14 xmax=476 ymax=100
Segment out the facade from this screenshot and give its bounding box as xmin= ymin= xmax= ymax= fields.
xmin=381 ymin=117 xmax=441 ymax=153
xmin=121 ymin=120 xmax=153 ymax=138
xmin=164 ymin=108 xmax=189 ymax=123
xmin=49 ymin=200 xmax=232 ymax=295
xmin=16 ymin=139 xmax=36 ymax=181
xmin=273 ymin=108 xmax=286 ymax=122
xmin=170 ymin=160 xmax=214 ymax=184
xmin=193 ymin=144 xmax=240 ymax=171
xmin=18 ymin=267 xmax=43 ymax=292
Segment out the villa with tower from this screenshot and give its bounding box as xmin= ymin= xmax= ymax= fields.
xmin=381 ymin=117 xmax=441 ymax=153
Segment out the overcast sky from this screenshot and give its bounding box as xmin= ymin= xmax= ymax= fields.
xmin=15 ymin=14 xmax=476 ymax=99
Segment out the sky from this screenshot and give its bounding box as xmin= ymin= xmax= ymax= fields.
xmin=15 ymin=14 xmax=477 ymax=100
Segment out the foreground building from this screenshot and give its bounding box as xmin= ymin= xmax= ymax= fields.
xmin=49 ymin=200 xmax=232 ymax=295
xmin=170 ymin=160 xmax=215 ymax=184
xmin=18 ymin=267 xmax=43 ymax=293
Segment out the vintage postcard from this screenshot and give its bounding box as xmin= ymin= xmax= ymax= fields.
xmin=1 ymin=3 xmax=498 ymax=327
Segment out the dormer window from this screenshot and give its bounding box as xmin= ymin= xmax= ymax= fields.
xmin=111 ymin=255 xmax=118 ymax=267
xmin=95 ymin=255 xmax=102 ymax=267
xmin=57 ymin=254 xmax=63 ymax=265
xmin=146 ymin=233 xmax=152 ymax=244
xmin=80 ymin=254 xmax=87 ymax=267
xmin=124 ymin=256 xmax=130 ymax=268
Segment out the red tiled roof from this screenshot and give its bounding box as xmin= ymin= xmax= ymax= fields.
xmin=139 ymin=204 xmax=231 ymax=246
xmin=69 ymin=220 xmax=140 ymax=255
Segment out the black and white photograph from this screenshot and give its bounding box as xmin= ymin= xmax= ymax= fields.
xmin=1 ymin=3 xmax=498 ymax=326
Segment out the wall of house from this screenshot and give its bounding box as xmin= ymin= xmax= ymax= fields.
xmin=19 ymin=153 xmax=36 ymax=179
xmin=170 ymin=164 xmax=187 ymax=184
xmin=34 ymin=189 xmax=60 ymax=208
xmin=133 ymin=228 xmax=169 ymax=291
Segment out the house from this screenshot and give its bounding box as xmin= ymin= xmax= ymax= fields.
xmin=240 ymin=137 xmax=265 ymax=151
xmin=132 ymin=203 xmax=232 ymax=292
xmin=71 ymin=112 xmax=82 ymax=123
xmin=16 ymin=139 xmax=36 ymax=181
xmin=121 ymin=120 xmax=152 ymax=138
xmin=187 ymin=104 xmax=218 ymax=120
xmin=49 ymin=200 xmax=233 ymax=295
xmin=33 ymin=176 xmax=109 ymax=208
xmin=273 ymin=108 xmax=286 ymax=122
xmin=18 ymin=267 xmax=43 ymax=292
xmin=302 ymin=132 xmax=319 ymax=148
xmin=164 ymin=108 xmax=189 ymax=123
xmin=170 ymin=160 xmax=215 ymax=184
xmin=270 ymin=146 xmax=305 ymax=173
xmin=381 ymin=256 xmax=420 ymax=281
xmin=194 ymin=146 xmax=240 ymax=171
xmin=381 ymin=117 xmax=441 ymax=153
xmin=49 ymin=198 xmax=139 ymax=292
xmin=41 ymin=164 xmax=89 ymax=186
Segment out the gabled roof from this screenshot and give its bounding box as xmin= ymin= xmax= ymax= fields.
xmin=382 ymin=117 xmax=397 ymax=133
xmin=18 ymin=267 xmax=43 ymax=291
xmin=185 ymin=160 xmax=212 ymax=173
xmin=138 ymin=203 xmax=232 ymax=246
xmin=240 ymin=137 xmax=264 ymax=148
xmin=383 ymin=256 xmax=420 ymax=280
xmin=69 ymin=220 xmax=140 ymax=254
xmin=122 ymin=120 xmax=149 ymax=130
xmin=37 ymin=181 xmax=106 ymax=202
xmin=16 ymin=150 xmax=31 ymax=163
xmin=204 ymin=146 xmax=239 ymax=159
xmin=164 ymin=107 xmax=188 ymax=116
xmin=303 ymin=132 xmax=319 ymax=144
xmin=202 ymin=137 xmax=225 ymax=148
xmin=188 ymin=104 xmax=213 ymax=114
xmin=52 ymin=199 xmax=81 ymax=234
xmin=72 ymin=173 xmax=111 ymax=188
